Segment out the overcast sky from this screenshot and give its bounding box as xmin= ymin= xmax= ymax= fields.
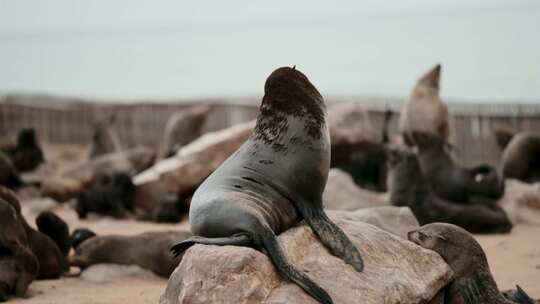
xmin=0 ymin=0 xmax=538 ymax=102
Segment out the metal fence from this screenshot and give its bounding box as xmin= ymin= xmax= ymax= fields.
xmin=2 ymin=94 xmax=539 ymax=166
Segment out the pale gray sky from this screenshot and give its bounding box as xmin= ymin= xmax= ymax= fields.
xmin=0 ymin=0 xmax=539 ymax=102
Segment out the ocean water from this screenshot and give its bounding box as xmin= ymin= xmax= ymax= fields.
xmin=0 ymin=0 xmax=539 ymax=102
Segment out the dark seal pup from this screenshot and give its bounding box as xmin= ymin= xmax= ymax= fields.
xmin=170 ymin=67 xmax=363 ymax=304
xmin=410 ymin=131 xmax=505 ymax=205
xmin=36 ymin=211 xmax=71 ymax=257
xmin=75 ymin=173 xmax=135 ymax=219
xmin=409 ymin=223 xmax=535 ymax=304
xmin=2 ymin=128 xmax=44 ymax=173
xmin=387 ymin=148 xmax=512 ymax=234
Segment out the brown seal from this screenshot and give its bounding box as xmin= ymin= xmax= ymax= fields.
xmin=0 ymin=187 xmax=67 ymax=279
xmin=0 ymin=193 xmax=38 ymax=301
xmin=69 ymin=231 xmax=191 ymax=278
xmin=408 ymin=223 xmax=535 ymax=304
xmin=399 ymin=64 xmax=449 ymax=145
xmin=170 ymin=67 xmax=364 ymax=304
xmin=496 ymin=131 xmax=540 ymax=183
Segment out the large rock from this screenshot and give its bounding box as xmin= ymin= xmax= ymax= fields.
xmin=160 ymin=210 xmax=453 ymax=304
xmin=323 ymin=169 xmax=389 ymax=211
xmin=498 ymin=179 xmax=540 ymax=225
xmin=133 ymin=121 xmax=255 ymax=212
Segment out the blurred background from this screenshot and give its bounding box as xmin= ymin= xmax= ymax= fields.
xmin=1 ymin=0 xmax=539 ymax=165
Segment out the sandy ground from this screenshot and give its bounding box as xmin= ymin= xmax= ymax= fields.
xmin=6 ymin=143 xmax=540 ymax=303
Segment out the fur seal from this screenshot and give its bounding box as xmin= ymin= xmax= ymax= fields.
xmin=89 ymin=114 xmax=122 ymax=159
xmin=387 ymin=148 xmax=512 ymax=234
xmin=36 ymin=211 xmax=71 ymax=257
xmin=158 ymin=105 xmax=212 ymax=159
xmin=0 ymin=187 xmax=67 ymax=279
xmin=335 ymin=109 xmax=394 ymax=192
xmin=497 ymin=131 xmax=540 ymax=183
xmin=0 ymin=151 xmax=23 ymax=189
xmin=2 ymin=128 xmax=44 ymax=173
xmin=410 ymin=131 xmax=505 ymax=204
xmin=408 ymin=223 xmax=535 ymax=304
xmin=170 ymin=67 xmax=364 ymax=304
xmin=75 ymin=173 xmax=135 ymax=219
xmin=399 ymin=64 xmax=450 ymax=145
xmin=70 ymin=231 xmax=190 ymax=277
xmin=0 ymin=196 xmax=38 ymax=301
xmin=70 ymin=228 xmax=97 ymax=251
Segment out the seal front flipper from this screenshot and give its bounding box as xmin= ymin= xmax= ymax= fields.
xmin=300 ymin=206 xmax=364 ymax=272
xmin=508 ymin=285 xmax=535 ymax=304
xmin=255 ymin=225 xmax=333 ymax=304
xmin=170 ymin=234 xmax=252 ymax=258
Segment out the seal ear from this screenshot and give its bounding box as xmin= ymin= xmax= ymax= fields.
xmin=494 ymin=130 xmax=515 ymax=149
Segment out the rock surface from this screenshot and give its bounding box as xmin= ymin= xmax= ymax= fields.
xmin=160 ymin=210 xmax=453 ymax=304
xmin=323 ymin=169 xmax=389 ymax=211
xmin=498 ymin=179 xmax=540 ymax=225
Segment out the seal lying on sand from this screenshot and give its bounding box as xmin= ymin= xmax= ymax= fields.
xmin=36 ymin=211 xmax=71 ymax=257
xmin=411 ymin=131 xmax=505 ymax=205
xmin=387 ymin=148 xmax=512 ymax=234
xmin=495 ymin=131 xmax=540 ymax=183
xmin=2 ymin=128 xmax=44 ymax=173
xmin=0 ymin=197 xmax=38 ymax=302
xmin=170 ymin=67 xmax=364 ymax=304
xmin=70 ymin=231 xmax=190 ymax=277
xmin=409 ymin=223 xmax=535 ymax=304
xmin=399 ymin=64 xmax=449 ymax=145
xmin=75 ymin=173 xmax=135 ymax=219
xmin=0 ymin=187 xmax=67 ymax=279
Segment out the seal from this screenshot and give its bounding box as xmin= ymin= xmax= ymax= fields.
xmin=408 ymin=223 xmax=535 ymax=304
xmin=88 ymin=113 xmax=122 ymax=159
xmin=70 ymin=228 xmax=97 ymax=251
xmin=158 ymin=105 xmax=212 ymax=159
xmin=170 ymin=67 xmax=364 ymax=304
xmin=70 ymin=231 xmax=190 ymax=277
xmin=497 ymin=131 xmax=540 ymax=183
xmin=410 ymin=131 xmax=505 ymax=205
xmin=36 ymin=211 xmax=71 ymax=257
xmin=75 ymin=173 xmax=135 ymax=219
xmin=399 ymin=64 xmax=449 ymax=146
xmin=0 ymin=187 xmax=67 ymax=279
xmin=0 ymin=151 xmax=23 ymax=189
xmin=2 ymin=128 xmax=44 ymax=173
xmin=0 ymin=195 xmax=39 ymax=301
xmin=387 ymin=148 xmax=512 ymax=233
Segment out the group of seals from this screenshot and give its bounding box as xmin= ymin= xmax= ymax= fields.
xmin=399 ymin=64 xmax=450 ymax=145
xmin=387 ymin=148 xmax=512 ymax=233
xmin=411 ymin=131 xmax=505 ymax=205
xmin=409 ymin=223 xmax=535 ymax=304
xmin=75 ymin=173 xmax=135 ymax=219
xmin=170 ymin=67 xmax=364 ymax=304
xmin=0 ymin=187 xmax=67 ymax=282
xmin=496 ymin=130 xmax=540 ymax=183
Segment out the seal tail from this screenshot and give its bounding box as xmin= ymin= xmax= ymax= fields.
xmin=255 ymin=225 xmax=333 ymax=304
xmin=170 ymin=234 xmax=252 ymax=258
xmin=300 ymin=206 xmax=364 ymax=272
xmin=513 ymin=285 xmax=535 ymax=304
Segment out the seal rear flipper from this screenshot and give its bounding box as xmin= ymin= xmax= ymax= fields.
xmin=170 ymin=234 xmax=252 ymax=258
xmin=300 ymin=206 xmax=364 ymax=272
xmin=255 ymin=225 xmax=333 ymax=304
xmin=512 ymin=285 xmax=535 ymax=304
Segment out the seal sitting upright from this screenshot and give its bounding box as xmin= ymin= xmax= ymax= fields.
xmin=170 ymin=67 xmax=364 ymax=304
